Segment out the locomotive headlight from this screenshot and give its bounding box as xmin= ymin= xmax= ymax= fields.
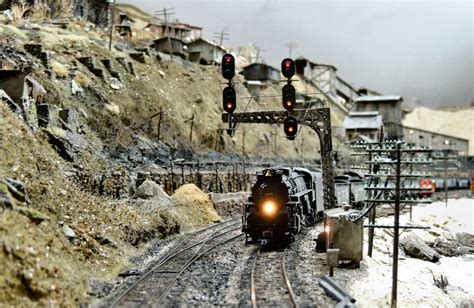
xmin=262 ymin=200 xmax=277 ymax=216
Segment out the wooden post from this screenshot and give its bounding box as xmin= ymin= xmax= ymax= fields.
xmin=391 ymin=142 xmax=402 ymax=308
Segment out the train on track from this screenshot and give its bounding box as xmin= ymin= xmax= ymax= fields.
xmin=242 ymin=167 xmax=368 ymax=243
xmin=242 ymin=167 xmax=472 ymax=244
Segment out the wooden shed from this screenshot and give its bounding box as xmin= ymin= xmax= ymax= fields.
xmin=240 ymin=63 xmax=280 ymax=83
xmin=188 ymin=39 xmax=226 ymax=65
xmin=152 ymin=37 xmax=186 ymax=57
xmin=354 ymin=95 xmax=404 ymax=139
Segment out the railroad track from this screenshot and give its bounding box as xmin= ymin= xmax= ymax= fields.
xmin=250 ymin=248 xmax=299 ymax=308
xmin=109 ymin=218 xmax=243 ymax=307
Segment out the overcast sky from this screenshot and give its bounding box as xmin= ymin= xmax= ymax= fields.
xmin=119 ymin=0 xmax=473 ymax=107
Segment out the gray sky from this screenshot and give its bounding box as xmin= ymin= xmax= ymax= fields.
xmin=120 ymin=0 xmax=473 ymax=107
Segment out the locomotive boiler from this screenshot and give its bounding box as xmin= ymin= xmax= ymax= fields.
xmin=242 ymin=167 xmax=324 ymax=243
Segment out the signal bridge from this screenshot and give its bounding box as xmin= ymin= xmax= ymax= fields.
xmin=223 ymin=107 xmax=337 ymax=211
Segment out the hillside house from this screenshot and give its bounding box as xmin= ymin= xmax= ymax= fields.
xmin=354 ymin=95 xmax=404 ymax=139
xmin=188 ymin=39 xmax=226 ymax=65
xmin=343 ymin=111 xmax=383 ymax=142
xmin=152 ymin=37 xmax=186 ymax=57
xmin=144 ymin=22 xmax=202 ymax=42
xmin=241 ymin=63 xmax=280 ymax=84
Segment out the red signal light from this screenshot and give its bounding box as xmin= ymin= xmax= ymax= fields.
xmin=286 ymin=101 xmax=293 ymax=107
xmin=285 ymin=60 xmax=292 ymax=68
xmin=225 ymin=56 xmax=231 ymax=63
xmin=288 ymin=127 xmax=294 ymax=133
xmin=226 ymin=102 xmax=233 ymax=109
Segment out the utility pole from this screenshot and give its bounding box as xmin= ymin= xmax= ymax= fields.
xmin=270 ymin=127 xmax=277 ymax=156
xmin=107 ymin=0 xmax=115 ymax=51
xmin=151 ymin=107 xmax=163 ymax=142
xmin=213 ymin=29 xmax=230 ymax=47
xmin=284 ymin=42 xmax=297 ymax=58
xmin=300 ymin=130 xmax=304 ymax=164
xmin=185 ymin=113 xmax=195 ymax=142
xmin=254 ymin=44 xmax=265 ymax=63
xmin=155 ymin=8 xmax=175 ymax=59
xmin=242 ymin=128 xmax=246 ymax=156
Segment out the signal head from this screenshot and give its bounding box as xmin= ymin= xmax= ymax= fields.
xmin=284 ymin=116 xmax=298 ymax=140
xmin=282 ymin=84 xmax=296 ymax=111
xmin=281 ymin=58 xmax=295 ymax=79
xmin=222 ymin=53 xmax=235 ymax=80
xmin=223 ymin=86 xmax=236 ymax=113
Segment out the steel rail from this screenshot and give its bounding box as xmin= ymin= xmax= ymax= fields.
xmin=250 ymin=249 xmax=259 ymax=308
xmin=250 ymin=249 xmax=298 ymax=308
xmin=281 ymin=252 xmax=299 ymax=308
xmin=110 ymin=218 xmax=240 ymax=307
xmin=156 ymin=226 xmax=243 ymax=304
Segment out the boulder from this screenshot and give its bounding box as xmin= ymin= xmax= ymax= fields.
xmin=401 ymin=233 xmax=440 ymax=262
xmin=134 ymin=180 xmax=170 ymax=200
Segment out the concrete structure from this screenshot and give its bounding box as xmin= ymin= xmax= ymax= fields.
xmin=324 ymin=208 xmax=363 ymax=266
xmin=343 ymin=111 xmax=383 ymax=142
xmin=187 ymin=39 xmax=226 ymax=65
xmin=240 ymin=63 xmax=280 ymax=84
xmin=144 ymin=22 xmax=202 ymax=42
xmin=403 ymin=126 xmax=469 ymax=155
xmin=152 ymin=37 xmax=186 ymax=58
xmin=354 ymin=95 xmax=404 ymax=139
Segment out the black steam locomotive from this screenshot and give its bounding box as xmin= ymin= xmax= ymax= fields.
xmin=242 ymin=167 xmax=325 ymax=243
xmin=243 ymin=167 xmax=368 ymax=243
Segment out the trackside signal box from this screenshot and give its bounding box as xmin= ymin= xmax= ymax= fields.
xmin=323 ymin=208 xmax=363 ymax=267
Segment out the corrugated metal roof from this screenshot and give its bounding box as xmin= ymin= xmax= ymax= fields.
xmin=343 ymin=114 xmax=383 ymax=129
xmin=356 ymin=95 xmax=403 ymax=102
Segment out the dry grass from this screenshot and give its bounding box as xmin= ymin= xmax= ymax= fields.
xmin=29 ymin=0 xmax=50 ymax=20
xmin=52 ymin=0 xmax=73 ymax=19
xmin=51 ymin=61 xmax=68 ymax=78
xmin=74 ymin=71 xmax=90 ymax=87
xmin=11 ymin=0 xmax=31 ymax=25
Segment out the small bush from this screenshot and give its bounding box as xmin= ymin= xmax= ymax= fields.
xmin=11 ymin=0 xmax=30 ymax=25
xmin=74 ymin=71 xmax=90 ymax=87
xmin=51 ymin=61 xmax=69 ymax=78
xmin=29 ymin=0 xmax=50 ymax=20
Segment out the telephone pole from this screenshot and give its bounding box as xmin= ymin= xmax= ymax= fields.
xmin=155 ymin=8 xmax=175 ymax=59
xmin=242 ymin=128 xmax=246 ymax=156
xmin=270 ymin=127 xmax=277 ymax=156
xmin=284 ymin=42 xmax=297 ymax=58
xmin=185 ymin=112 xmax=195 ymax=142
xmin=213 ymin=29 xmax=230 ymax=47
xmin=254 ymin=44 xmax=265 ymax=63
xmin=151 ymin=107 xmax=163 ymax=142
xmin=107 ymin=0 xmax=115 ymax=51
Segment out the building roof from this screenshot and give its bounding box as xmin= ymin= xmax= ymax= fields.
xmin=343 ymin=112 xmax=383 ymax=129
xmin=356 ymin=95 xmax=403 ymax=102
xmin=295 ymin=56 xmax=337 ymax=71
xmin=241 ymin=62 xmax=280 ymax=72
xmin=153 ymin=36 xmax=185 ymax=44
xmin=188 ymin=38 xmax=226 ymax=52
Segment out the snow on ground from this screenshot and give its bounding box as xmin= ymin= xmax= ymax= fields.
xmin=335 ymin=197 xmax=474 ymax=307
